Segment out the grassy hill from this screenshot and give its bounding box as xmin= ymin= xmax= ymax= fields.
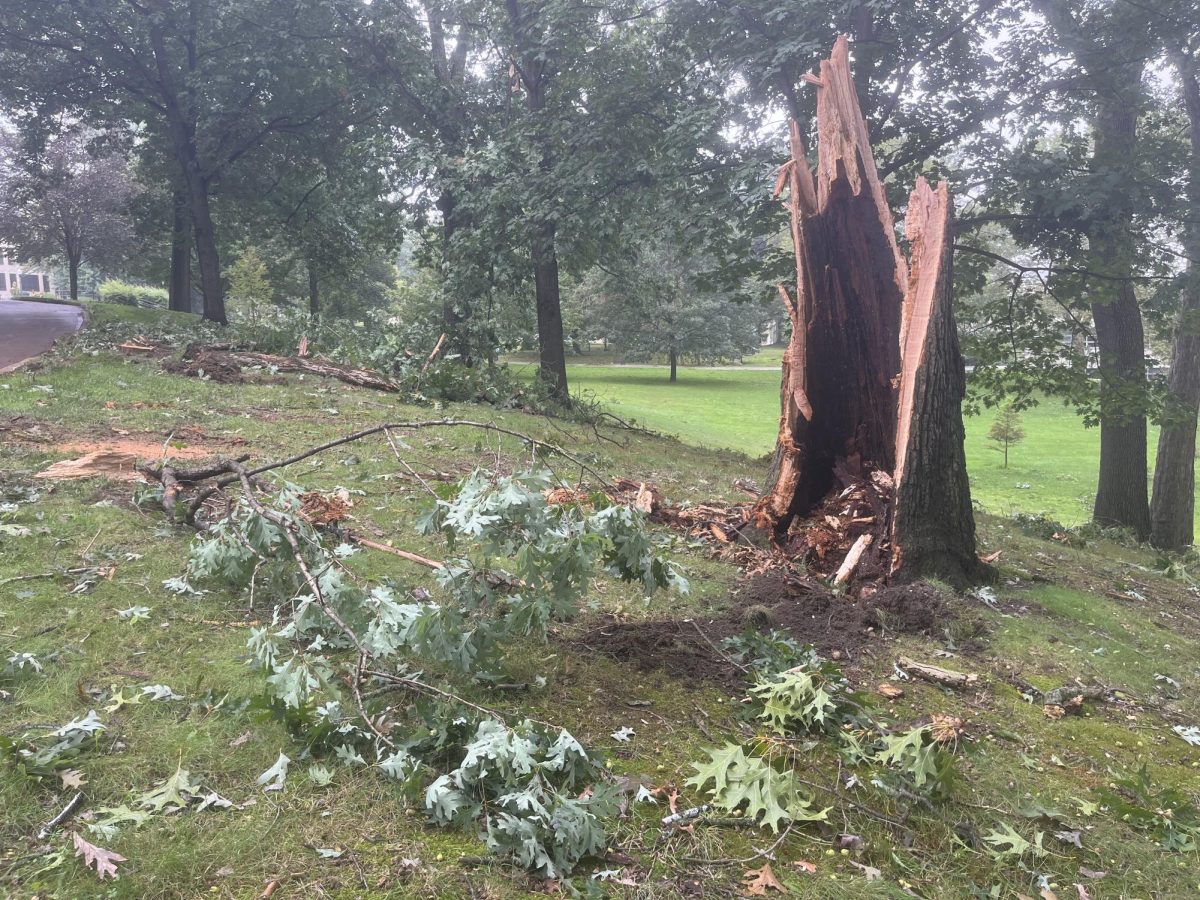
xmin=2 ymin=309 xmax=1199 ymax=898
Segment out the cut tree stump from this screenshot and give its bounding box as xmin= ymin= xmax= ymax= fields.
xmin=754 ymin=37 xmax=987 ymax=588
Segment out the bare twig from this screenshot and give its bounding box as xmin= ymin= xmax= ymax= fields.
xmin=37 ymin=791 xmax=84 ymax=839
xmin=348 ymin=534 xmax=443 ymax=569
xmin=689 ymin=620 xmax=749 ymax=675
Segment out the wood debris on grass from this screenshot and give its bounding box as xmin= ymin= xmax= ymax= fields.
xmin=156 ymin=341 xmax=400 ymax=391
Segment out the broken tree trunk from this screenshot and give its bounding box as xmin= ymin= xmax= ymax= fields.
xmin=754 ymin=36 xmax=985 ymax=588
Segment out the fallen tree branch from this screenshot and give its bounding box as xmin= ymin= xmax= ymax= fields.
xmin=896 ymin=656 xmax=979 ymax=689
xmin=138 ymin=419 xmax=613 ymax=525
xmin=833 ymin=533 xmax=873 ymax=585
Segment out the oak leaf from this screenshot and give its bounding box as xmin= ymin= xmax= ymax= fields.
xmin=742 ymin=862 xmax=784 ymax=895
xmin=72 ymin=832 xmax=126 ymax=880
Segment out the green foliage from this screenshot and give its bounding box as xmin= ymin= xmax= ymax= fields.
xmin=98 ymin=279 xmax=167 ymax=309
xmin=981 ymin=822 xmax=1046 ymax=861
xmin=226 ymin=246 xmax=272 ymax=326
xmin=749 ymin=661 xmax=861 ymax=735
xmin=425 ymin=719 xmax=613 ymax=876
xmin=0 ymin=710 xmax=107 ymax=776
xmin=987 ymin=403 xmax=1026 ymax=468
xmin=872 ymin=725 xmax=956 ymax=799
xmin=1098 ymin=764 xmax=1200 ymax=851
xmin=181 ymin=466 xmax=685 ymax=873
xmin=688 ymin=646 xmax=961 ymax=839
xmin=686 ymin=742 xmax=828 ymax=832
xmin=720 ymin=628 xmax=815 ymax=675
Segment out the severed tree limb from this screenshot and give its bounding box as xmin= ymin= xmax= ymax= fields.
xmin=37 ymin=791 xmax=84 ymax=840
xmin=421 ymin=333 xmax=447 ymax=373
xmin=228 ymin=462 xmax=395 ymax=749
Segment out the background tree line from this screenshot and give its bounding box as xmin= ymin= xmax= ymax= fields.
xmin=0 ymin=0 xmax=1198 ymax=549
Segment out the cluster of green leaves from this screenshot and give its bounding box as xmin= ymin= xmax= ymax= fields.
xmin=687 ymin=742 xmax=829 ymax=832
xmin=1098 ymin=764 xmax=1200 ymax=852
xmin=688 ymin=652 xmax=959 ymax=832
xmin=0 ymin=710 xmax=107 ymax=776
xmin=751 ymin=659 xmax=865 ymax=735
xmin=424 ymin=720 xmax=614 ymax=876
xmin=719 ymin=627 xmax=815 ymax=674
xmin=180 ymin=467 xmax=684 ymax=873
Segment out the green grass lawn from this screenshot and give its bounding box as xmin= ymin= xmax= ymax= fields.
xmin=5 ymin=313 xmax=1200 ymax=898
xmin=520 ymin=362 xmax=1200 ymax=532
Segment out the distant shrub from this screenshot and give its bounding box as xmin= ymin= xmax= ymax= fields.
xmin=99 ymin=279 xmax=167 ymax=308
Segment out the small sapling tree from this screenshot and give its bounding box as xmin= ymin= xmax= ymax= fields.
xmin=988 ymin=403 xmax=1026 ymax=469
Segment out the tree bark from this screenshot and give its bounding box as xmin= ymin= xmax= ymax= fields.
xmin=168 ymin=188 xmax=192 ymax=313
xmin=187 ymin=172 xmax=226 ymax=324
xmin=67 ymin=254 xmax=79 ymax=302
xmin=669 ymin=347 xmax=678 ymax=383
xmin=1089 ymin=82 xmax=1150 ymax=538
xmin=754 ymin=37 xmax=982 ymax=588
xmin=507 ymin=0 xmax=569 ymax=403
xmin=890 ymin=179 xmax=981 ymax=583
xmin=533 ymin=220 xmax=569 ymax=400
xmin=1151 ymin=51 xmax=1200 ymax=549
xmin=436 ymin=189 xmax=471 ymax=358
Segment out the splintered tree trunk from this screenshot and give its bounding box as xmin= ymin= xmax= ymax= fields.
xmin=754 ymin=37 xmax=983 ymax=587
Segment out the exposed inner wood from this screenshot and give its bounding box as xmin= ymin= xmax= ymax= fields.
xmin=754 ymin=36 xmax=981 ymax=588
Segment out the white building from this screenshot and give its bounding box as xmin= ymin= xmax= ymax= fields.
xmin=0 ymin=253 xmax=53 ymax=299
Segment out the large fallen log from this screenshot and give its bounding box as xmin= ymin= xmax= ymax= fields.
xmin=754 ymin=37 xmax=987 ymax=588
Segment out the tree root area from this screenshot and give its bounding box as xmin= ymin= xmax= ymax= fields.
xmin=571 ymin=574 xmax=950 ymax=686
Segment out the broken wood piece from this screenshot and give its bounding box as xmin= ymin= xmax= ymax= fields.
xmin=422 ymin=332 xmax=447 ymax=373
xmin=297 ymin=335 xmax=309 ymax=358
xmin=35 ymin=450 xmax=145 ymax=481
xmin=117 ymin=341 xmax=157 ymax=354
xmin=350 ymin=535 xmax=444 ymax=570
xmin=833 ymin=533 xmax=873 ymax=585
xmin=37 ymin=790 xmax=85 ymax=839
xmin=896 ymin=656 xmax=979 ymax=689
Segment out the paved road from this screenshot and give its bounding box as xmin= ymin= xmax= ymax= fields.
xmin=0 ymin=300 xmax=85 ymax=372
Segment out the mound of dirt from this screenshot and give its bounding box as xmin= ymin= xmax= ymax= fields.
xmin=573 ymin=573 xmax=951 ymax=685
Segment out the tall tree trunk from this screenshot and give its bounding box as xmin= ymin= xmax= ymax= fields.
xmin=168 ymin=188 xmax=192 ymax=313
xmin=307 ymin=262 xmax=320 ymax=319
xmin=1089 ymin=83 xmax=1150 ymax=538
xmin=754 ymin=38 xmax=983 ymax=588
xmin=436 ymin=189 xmax=469 ymax=354
xmin=187 ymin=174 xmax=226 ymax=325
xmin=507 ymin=0 xmax=568 ymax=402
xmin=1151 ymin=51 xmax=1200 ymax=549
xmin=67 ymin=254 xmax=79 ymax=302
xmin=533 ymin=220 xmax=568 ymax=400
xmin=669 ymin=347 xmax=678 ymax=383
